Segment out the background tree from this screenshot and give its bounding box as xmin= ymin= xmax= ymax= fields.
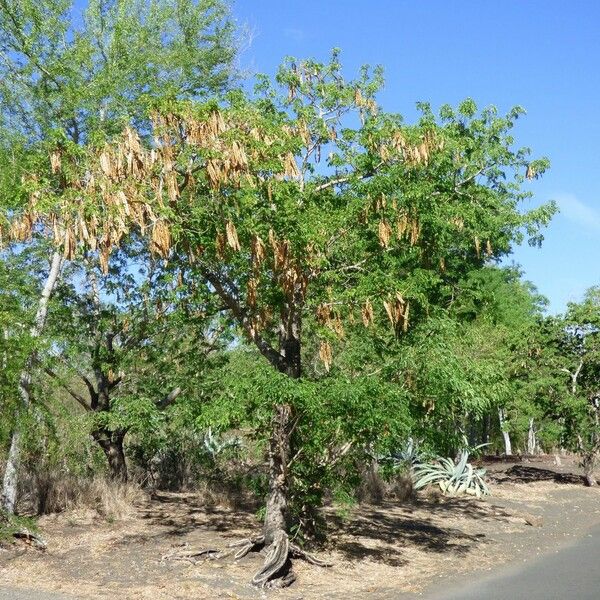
xmin=534 ymin=289 xmax=600 ymax=484
xmin=42 ymin=243 xmax=228 ymax=482
xmin=0 ymin=0 xmax=237 ymax=513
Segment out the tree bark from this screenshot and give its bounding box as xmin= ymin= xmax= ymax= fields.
xmin=498 ymin=408 xmax=512 ymax=456
xmin=527 ymin=418 xmax=537 ymax=455
xmin=93 ymin=430 xmax=128 ymax=483
xmin=582 ymin=452 xmax=597 ymax=487
xmin=2 ymin=251 xmax=62 ymax=514
xmin=263 ymin=403 xmax=292 ymax=545
xmin=249 ymin=306 xmax=302 ymax=587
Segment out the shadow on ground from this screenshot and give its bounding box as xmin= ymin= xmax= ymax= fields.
xmin=492 ymin=465 xmax=585 ymax=485
xmin=319 ymin=497 xmax=514 ymax=567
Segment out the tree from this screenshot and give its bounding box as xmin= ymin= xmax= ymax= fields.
xmin=43 ymin=243 xmax=227 ymax=481
xmin=537 ymin=289 xmax=600 ymax=484
xmin=7 ymin=51 xmax=554 ymax=585
xmin=0 ymin=0 xmax=237 ymax=513
xmin=447 ymin=266 xmax=549 ymax=455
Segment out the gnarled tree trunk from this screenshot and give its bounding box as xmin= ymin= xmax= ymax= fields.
xmin=93 ymin=429 xmax=128 ymax=483
xmin=2 ymin=251 xmax=62 ymax=514
xmin=250 ymin=310 xmax=301 ymax=588
xmin=250 ymin=403 xmax=295 ymax=587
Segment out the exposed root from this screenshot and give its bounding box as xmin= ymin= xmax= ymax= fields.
xmin=290 ymin=542 xmax=333 ymax=567
xmin=224 ymin=534 xmax=265 ymax=560
xmin=161 ymin=543 xmax=220 ymax=564
xmin=252 ymin=530 xmax=295 ymax=588
xmin=161 ymin=531 xmax=330 ymax=589
xmin=13 ymin=528 xmax=47 ymax=551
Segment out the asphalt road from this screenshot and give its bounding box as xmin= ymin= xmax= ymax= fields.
xmin=0 ymin=590 xmax=73 ymax=599
xmin=426 ymin=525 xmax=600 ymax=600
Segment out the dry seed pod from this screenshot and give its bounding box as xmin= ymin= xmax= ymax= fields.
xmin=526 ymin=164 xmax=535 ymax=180
xmin=486 ymin=239 xmax=493 ymax=256
xmin=475 ymin=236 xmax=481 ymax=258
xmin=452 ymin=216 xmax=465 ymax=231
xmin=251 ymin=234 xmax=266 ymax=267
xmin=392 ymin=130 xmax=407 ymax=151
xmin=247 ymin=278 xmax=258 ymax=307
xmin=206 ymin=159 xmax=221 ymax=189
xmin=166 ymin=172 xmax=180 ymax=203
xmin=283 ymin=153 xmax=300 ymax=179
xmin=409 ymin=220 xmax=421 ymax=246
xmin=362 ymin=299 xmax=374 ymax=327
xmin=230 ymin=140 xmax=248 ymax=170
xmin=397 ymin=214 xmax=408 ymax=239
xmin=298 ymin=120 xmax=311 ymax=145
xmin=332 ymin=315 xmax=345 ymax=339
xmin=150 ymin=220 xmax=171 ymax=258
xmin=354 ymin=88 xmax=364 ymax=106
xmin=383 ymin=300 xmax=396 ymax=326
xmin=319 ymin=340 xmax=333 ymax=372
xmin=273 ymin=240 xmax=289 ymax=271
xmin=99 ymin=150 xmax=113 ymax=178
xmin=378 ymin=220 xmax=392 ymax=248
xmin=402 ymin=301 xmax=410 ymax=332
xmin=50 ymin=150 xmax=61 ymax=174
xmin=225 ymin=220 xmax=241 ymax=252
xmin=316 ymin=303 xmax=332 ymax=326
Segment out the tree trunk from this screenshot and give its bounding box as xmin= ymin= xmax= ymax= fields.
xmin=250 ymin=318 xmax=301 ymax=587
xmin=263 ymin=403 xmax=292 ymax=545
xmin=527 ymin=418 xmax=537 ymax=455
xmin=94 ymin=430 xmax=128 ymax=483
xmin=582 ymin=452 xmax=597 ymax=487
xmin=2 ymin=251 xmax=62 ymax=514
xmin=498 ymin=408 xmax=512 ymax=456
xmin=1 ymin=430 xmax=21 ymax=513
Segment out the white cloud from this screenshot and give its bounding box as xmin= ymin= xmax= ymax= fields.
xmin=283 ymin=28 xmax=304 ymax=42
xmin=554 ymin=193 xmax=600 ymax=231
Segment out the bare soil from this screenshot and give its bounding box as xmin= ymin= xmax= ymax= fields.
xmin=2 ymin=455 xmax=600 ymax=600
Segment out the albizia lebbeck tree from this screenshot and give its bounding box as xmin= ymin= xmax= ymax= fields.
xmin=3 ymin=52 xmax=554 ymax=586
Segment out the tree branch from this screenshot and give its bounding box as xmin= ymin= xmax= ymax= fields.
xmin=200 ymin=265 xmax=285 ymax=372
xmin=156 ymin=387 xmax=182 ymax=409
xmin=44 ymin=367 xmax=91 ymax=411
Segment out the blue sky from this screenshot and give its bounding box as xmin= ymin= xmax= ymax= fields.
xmin=233 ymin=0 xmax=600 ymax=313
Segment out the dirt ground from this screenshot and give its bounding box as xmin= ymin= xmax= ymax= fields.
xmin=2 ymin=455 xmax=600 ymax=600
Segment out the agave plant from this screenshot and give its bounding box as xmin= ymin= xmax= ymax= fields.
xmin=413 ymin=449 xmax=491 ymax=498
xmin=202 ymin=427 xmax=241 ymax=459
xmin=378 ymin=437 xmax=427 ymax=469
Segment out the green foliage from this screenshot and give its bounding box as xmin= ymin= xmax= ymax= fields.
xmin=0 ymin=509 xmax=38 ymax=544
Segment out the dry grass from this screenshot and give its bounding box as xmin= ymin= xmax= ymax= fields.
xmin=191 ymin=477 xmax=259 ymax=511
xmin=21 ymin=471 xmax=147 ymax=521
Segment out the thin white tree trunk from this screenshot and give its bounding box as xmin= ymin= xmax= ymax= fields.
xmin=498 ymin=408 xmax=512 ymax=456
xmin=2 ymin=251 xmax=62 ymax=513
xmin=527 ymin=418 xmax=537 ymax=455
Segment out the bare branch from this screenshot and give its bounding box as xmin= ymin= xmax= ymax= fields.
xmin=200 ymin=266 xmax=285 ymax=372
xmin=44 ymin=367 xmax=91 ymax=411
xmin=156 ymin=386 xmax=182 ymax=409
